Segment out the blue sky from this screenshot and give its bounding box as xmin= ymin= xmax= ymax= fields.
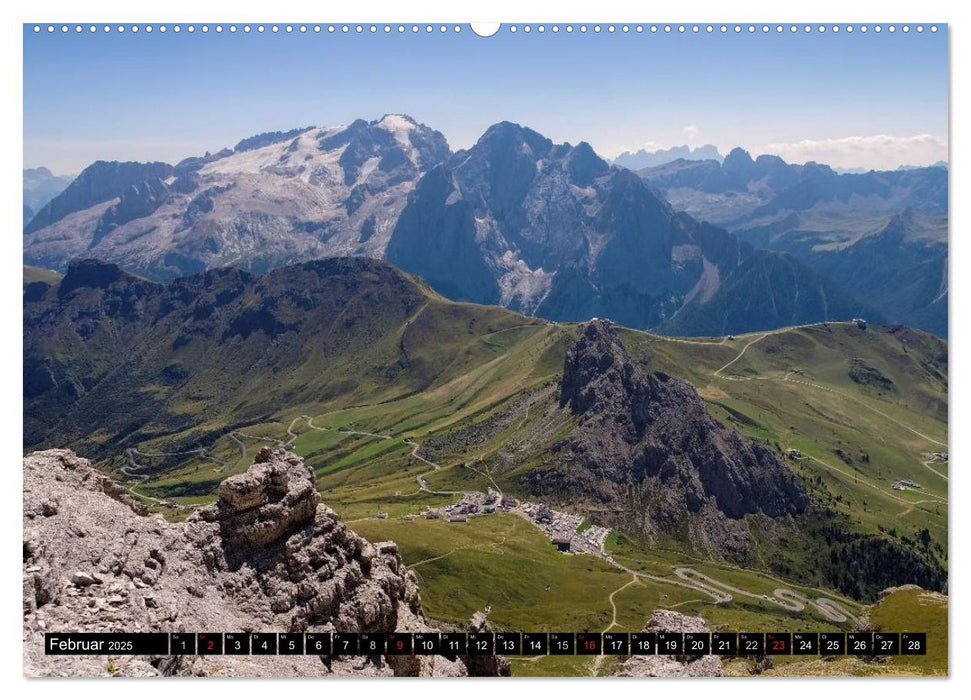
xmin=24 ymin=24 xmax=948 ymax=173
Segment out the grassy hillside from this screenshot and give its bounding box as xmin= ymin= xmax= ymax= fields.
xmin=121 ymin=315 xmax=946 ymax=604
xmin=23 ymin=264 xmax=62 ymax=285
xmin=24 ymin=258 xmax=545 ymax=455
xmin=25 ymin=259 xmax=947 ymax=676
xmin=645 ymin=326 xmax=944 ymax=554
xmin=867 ymin=586 xmax=947 ymax=675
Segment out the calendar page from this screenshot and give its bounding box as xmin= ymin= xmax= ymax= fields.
xmin=21 ymin=17 xmax=948 ymax=680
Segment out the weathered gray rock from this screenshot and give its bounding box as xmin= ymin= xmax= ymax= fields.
xmin=71 ymin=571 xmax=98 ymax=587
xmin=615 ymin=610 xmax=724 ymax=677
xmin=524 ymin=320 xmax=807 ymax=558
xmin=23 ymin=448 xmax=497 ymax=677
xmin=463 ymin=612 xmax=512 ymax=677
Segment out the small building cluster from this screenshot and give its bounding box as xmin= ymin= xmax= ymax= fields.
xmin=414 ymin=489 xmax=519 ymax=523
xmin=519 ymin=502 xmax=610 ymax=555
xmin=891 ymin=479 xmax=923 ymax=491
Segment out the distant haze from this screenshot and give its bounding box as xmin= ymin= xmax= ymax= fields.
xmin=613 ymin=144 xmax=724 ymax=170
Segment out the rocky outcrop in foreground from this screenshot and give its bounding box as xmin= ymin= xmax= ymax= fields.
xmin=616 ymin=610 xmax=723 ymax=677
xmin=23 ymin=447 xmax=506 ymax=677
xmin=525 ymin=320 xmax=808 ymax=558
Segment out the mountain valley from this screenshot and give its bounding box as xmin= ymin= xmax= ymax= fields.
xmin=23 ymin=257 xmax=948 ymax=674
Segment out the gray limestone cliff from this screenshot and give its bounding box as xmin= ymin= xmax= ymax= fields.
xmin=23 ymin=447 xmax=505 ymax=677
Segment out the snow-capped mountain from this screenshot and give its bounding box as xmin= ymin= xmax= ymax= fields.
xmin=386 ymin=122 xmax=871 ymax=334
xmin=23 ymin=115 xmax=448 ymax=279
xmin=23 ymin=117 xmax=880 ymax=335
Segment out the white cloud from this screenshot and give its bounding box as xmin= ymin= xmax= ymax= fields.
xmin=759 ymin=134 xmax=948 ymax=171
xmin=640 ymin=140 xmax=665 ymax=152
xmin=681 ymin=124 xmax=700 ymax=143
xmin=595 ymin=140 xmax=665 ymax=159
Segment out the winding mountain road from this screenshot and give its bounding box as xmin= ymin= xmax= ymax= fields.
xmin=673 ymin=567 xmax=857 ymax=623
xmin=120 ymin=449 xmax=186 ymax=509
xmin=296 ymin=411 xmax=862 ymax=625
xmin=120 ymin=408 xmax=865 ymax=625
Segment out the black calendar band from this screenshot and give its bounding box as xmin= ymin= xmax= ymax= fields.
xmin=44 ymin=631 xmax=927 ymax=657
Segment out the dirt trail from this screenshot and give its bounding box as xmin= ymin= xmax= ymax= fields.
xmin=713 ymin=333 xmax=768 ymax=379
xmin=590 ymin=574 xmax=639 ymax=676
xmin=803 ymin=454 xmax=946 ymax=506
xmin=284 ymin=416 xmax=302 ymax=446
xmin=299 ymin=415 xmax=469 ymax=498
xmin=302 ymin=414 xmax=393 ymax=440
xmin=921 ymin=459 xmax=948 ymax=480
xmin=897 ymin=499 xmax=944 ymax=517
xmin=233 ymin=431 xmax=287 ymax=446
xmin=403 ymin=439 xmax=438 ymax=468
xmin=629 ymin=329 xmax=729 ymax=347
xmin=228 ymin=432 xmax=246 ymax=463
xmin=407 ymin=550 xmax=458 ymax=569
xmin=465 ymin=460 xmax=503 ymax=501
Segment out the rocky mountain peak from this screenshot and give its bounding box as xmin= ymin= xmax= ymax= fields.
xmin=560 ymin=320 xmax=708 ymax=441
xmin=314 ymin=115 xmax=450 ymax=186
xmin=197 ymin=447 xmax=321 ymax=549
xmin=24 ymin=160 xmax=174 ymax=235
xmin=559 ymin=319 xmax=639 ymax=416
xmin=528 ymin=321 xmax=808 ymax=556
xmin=475 ymin=121 xmax=554 ymax=159
xmin=564 ymin=141 xmax=610 ymax=186
xmin=722 ymin=146 xmax=756 ymax=175
xmin=377 ymin=112 xmax=418 ymax=128
xmin=23 ymin=448 xmax=507 ymax=677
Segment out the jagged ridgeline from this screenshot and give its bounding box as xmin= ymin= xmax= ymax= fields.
xmin=23 ymin=116 xmax=908 ymax=337
xmin=640 ymin=149 xmax=947 ymax=337
xmin=23 ymin=257 xmax=947 ymax=603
